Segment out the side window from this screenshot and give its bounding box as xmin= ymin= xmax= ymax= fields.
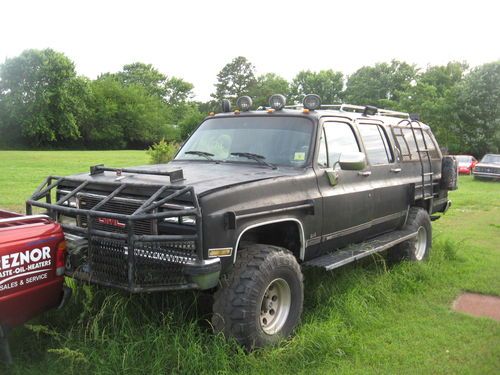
xmin=323 ymin=122 xmax=360 ymax=168
xmin=358 ymin=124 xmax=394 ymax=165
xmin=402 ymin=128 xmax=419 ymax=160
xmin=423 ymin=131 xmax=440 ymax=159
xmin=317 ymin=128 xmax=328 ymax=168
xmin=394 ymin=128 xmax=440 ymax=161
xmin=392 ymin=127 xmax=418 ymax=161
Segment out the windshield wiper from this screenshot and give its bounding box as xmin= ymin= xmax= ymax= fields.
xmin=230 ymin=152 xmax=277 ymax=169
xmin=185 ymin=151 xmax=215 ymax=160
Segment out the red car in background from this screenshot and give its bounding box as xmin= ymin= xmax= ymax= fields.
xmin=0 ymin=210 xmax=70 ymax=365
xmin=454 ymin=155 xmax=478 ymax=175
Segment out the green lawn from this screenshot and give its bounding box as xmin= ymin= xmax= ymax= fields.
xmin=1 ymin=151 xmax=499 ymax=375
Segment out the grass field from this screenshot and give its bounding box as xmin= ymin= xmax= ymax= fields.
xmin=0 ymin=151 xmax=499 ymax=375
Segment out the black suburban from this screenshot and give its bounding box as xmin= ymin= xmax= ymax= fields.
xmin=27 ymin=94 xmax=457 ymax=349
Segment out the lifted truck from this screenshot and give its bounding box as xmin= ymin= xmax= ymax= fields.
xmin=27 ymin=94 xmax=457 ymax=349
xmin=0 ymin=210 xmax=70 ymax=364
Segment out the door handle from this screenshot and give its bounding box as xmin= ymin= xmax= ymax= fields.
xmin=390 ymin=167 xmax=402 ymax=173
xmin=358 ymin=171 xmax=371 ymax=177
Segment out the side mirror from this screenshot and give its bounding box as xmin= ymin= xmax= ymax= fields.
xmin=339 ymin=152 xmax=367 ymax=171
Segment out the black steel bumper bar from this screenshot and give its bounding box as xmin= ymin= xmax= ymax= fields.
xmin=25 ymin=175 xmax=213 ymax=292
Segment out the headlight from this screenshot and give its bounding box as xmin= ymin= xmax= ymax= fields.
xmin=303 ymin=94 xmax=321 ymax=110
xmin=163 ymin=216 xmax=196 ymax=226
xmin=269 ymin=94 xmax=286 ymax=110
xmin=58 ymin=190 xmax=77 ymax=207
xmin=236 ymin=96 xmax=253 ymax=111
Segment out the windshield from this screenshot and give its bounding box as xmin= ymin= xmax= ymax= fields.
xmin=175 ymin=116 xmax=314 ymax=167
xmin=481 ymin=154 xmax=500 ymax=164
xmin=455 ymin=155 xmax=472 ymax=163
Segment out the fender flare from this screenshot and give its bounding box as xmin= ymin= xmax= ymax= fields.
xmin=233 ymin=218 xmax=305 ymax=263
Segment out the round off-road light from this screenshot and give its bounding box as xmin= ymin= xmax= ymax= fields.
xmin=269 ymin=94 xmax=286 ymax=110
xmin=303 ymin=94 xmax=321 ymax=110
xmin=221 ymin=99 xmax=231 ymax=113
xmin=236 ymin=96 xmax=253 ymax=111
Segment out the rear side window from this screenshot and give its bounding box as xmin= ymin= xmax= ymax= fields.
xmin=393 ymin=127 xmax=439 ymax=161
xmin=323 ymin=122 xmax=360 ymax=168
xmin=358 ymin=124 xmax=394 ymax=165
xmin=423 ymin=132 xmax=440 ymax=159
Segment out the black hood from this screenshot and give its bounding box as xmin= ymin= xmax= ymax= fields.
xmin=66 ymin=161 xmax=303 ymax=196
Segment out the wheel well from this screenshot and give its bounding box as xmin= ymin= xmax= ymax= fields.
xmin=237 ymin=221 xmax=302 ymax=259
xmin=414 ymin=199 xmax=432 ymax=213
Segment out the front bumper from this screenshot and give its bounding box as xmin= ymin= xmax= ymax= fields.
xmin=65 ymin=233 xmax=221 ymax=292
xmin=473 ymin=172 xmax=500 ymax=179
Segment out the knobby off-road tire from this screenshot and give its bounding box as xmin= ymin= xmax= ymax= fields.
xmin=212 ymin=244 xmax=304 ymax=350
xmin=391 ymin=207 xmax=432 ymax=262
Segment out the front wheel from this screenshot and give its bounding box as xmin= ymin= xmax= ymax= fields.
xmin=212 ymin=244 xmax=303 ymax=350
xmin=391 ymin=207 xmax=432 ymax=262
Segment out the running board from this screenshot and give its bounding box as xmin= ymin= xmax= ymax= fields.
xmin=302 ymin=229 xmax=418 ymax=271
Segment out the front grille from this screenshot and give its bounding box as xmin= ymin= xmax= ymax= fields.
xmin=134 ymin=241 xmax=196 ymax=286
xmin=83 ymin=237 xmax=197 ymax=287
xmin=88 ymin=237 xmax=128 ymax=286
xmin=476 ymin=167 xmax=499 ymax=174
xmin=78 ymin=193 xmax=156 ymax=235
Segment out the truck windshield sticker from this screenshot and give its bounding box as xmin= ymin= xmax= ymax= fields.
xmin=294 ymin=152 xmax=306 ymax=161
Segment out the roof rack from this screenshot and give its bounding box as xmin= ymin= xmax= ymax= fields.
xmin=285 ymin=103 xmax=409 ymax=119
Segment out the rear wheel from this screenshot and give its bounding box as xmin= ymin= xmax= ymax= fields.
xmin=391 ymin=207 xmax=432 ymax=262
xmin=212 ymin=244 xmax=303 ymax=350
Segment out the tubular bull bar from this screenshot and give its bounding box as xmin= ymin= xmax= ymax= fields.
xmin=26 ymin=175 xmax=220 ymax=292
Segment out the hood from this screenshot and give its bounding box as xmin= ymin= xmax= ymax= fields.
xmin=64 ymin=161 xmax=303 ymax=196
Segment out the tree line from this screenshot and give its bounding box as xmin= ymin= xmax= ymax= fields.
xmin=0 ymin=49 xmax=498 ymax=155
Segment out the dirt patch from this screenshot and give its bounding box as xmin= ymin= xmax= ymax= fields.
xmin=453 ymin=292 xmax=500 ymax=321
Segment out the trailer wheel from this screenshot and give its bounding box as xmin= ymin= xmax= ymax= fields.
xmin=391 ymin=207 xmax=432 ymax=262
xmin=212 ymin=244 xmax=303 ymax=350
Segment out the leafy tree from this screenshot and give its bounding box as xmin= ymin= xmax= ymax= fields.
xmin=0 ymin=48 xmax=90 ymax=146
xmin=398 ymin=62 xmax=468 ymax=151
xmin=212 ymin=56 xmax=256 ymax=103
xmin=113 ymin=62 xmax=167 ymax=98
xmin=455 ymin=61 xmax=500 ymax=155
xmin=290 ymin=70 xmax=343 ymax=104
xmin=249 ymin=73 xmax=290 ymax=108
xmin=344 ymin=60 xmax=417 ymax=108
xmin=81 ymin=77 xmax=176 ymax=149
xmin=164 ymin=77 xmax=194 ymax=105
xmin=178 ymin=105 xmax=205 ymax=140
xmin=105 ymin=63 xmax=194 ymax=106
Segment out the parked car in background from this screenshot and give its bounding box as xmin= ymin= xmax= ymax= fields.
xmin=473 ymin=154 xmax=500 ymax=180
xmin=454 ymin=155 xmax=477 ymax=175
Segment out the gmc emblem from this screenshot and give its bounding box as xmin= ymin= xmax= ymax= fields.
xmin=97 ymin=217 xmax=126 ymax=228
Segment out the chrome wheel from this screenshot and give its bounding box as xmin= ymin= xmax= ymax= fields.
xmin=414 ymin=226 xmax=427 ymax=260
xmin=260 ymin=278 xmax=291 ymax=335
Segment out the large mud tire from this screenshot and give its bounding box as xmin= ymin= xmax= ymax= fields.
xmin=212 ymin=244 xmax=303 ymax=350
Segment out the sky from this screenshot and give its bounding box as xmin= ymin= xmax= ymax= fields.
xmin=1 ymin=0 xmax=499 ymax=101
